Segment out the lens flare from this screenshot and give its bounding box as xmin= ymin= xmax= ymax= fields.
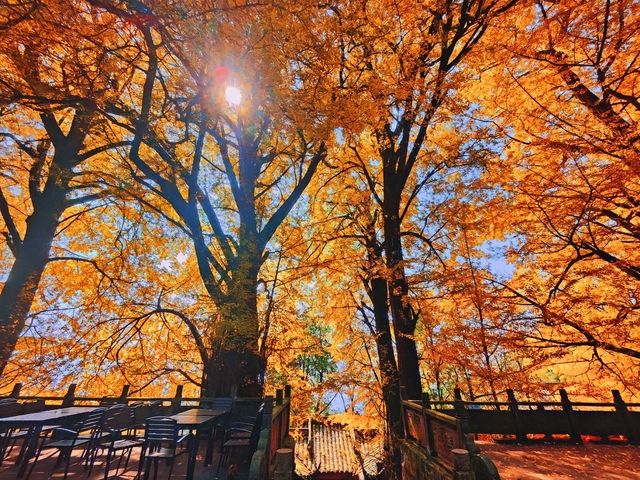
xmin=224 ymin=86 xmax=242 ymax=106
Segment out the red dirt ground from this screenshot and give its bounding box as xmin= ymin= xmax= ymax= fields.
xmin=478 ymin=441 xmax=640 ymax=480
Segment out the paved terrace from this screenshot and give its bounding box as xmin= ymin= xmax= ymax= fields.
xmin=479 ymin=441 xmax=640 ymax=480
xmin=0 ymin=441 xmax=249 ymax=480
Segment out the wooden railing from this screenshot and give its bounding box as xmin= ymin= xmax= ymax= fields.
xmin=249 ymin=386 xmax=292 ymax=480
xmin=402 ymin=397 xmax=465 ymax=472
xmin=401 ymin=394 xmax=481 ymax=479
xmin=428 ymin=388 xmax=640 ymax=444
xmin=0 ymin=382 xmax=263 ymax=414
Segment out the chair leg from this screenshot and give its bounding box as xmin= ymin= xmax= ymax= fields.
xmin=15 ymin=435 xmax=30 ymax=466
xmin=115 ymin=448 xmax=125 ymax=474
xmin=136 ymin=447 xmax=147 ymax=480
xmin=167 ymin=458 xmax=175 ymax=480
xmin=123 ymin=446 xmax=133 ymax=471
xmin=143 ymin=457 xmax=152 ymax=480
xmin=104 ymin=448 xmax=113 ymax=480
xmin=24 ymin=444 xmax=45 ymax=480
xmin=0 ymin=431 xmax=8 ymax=466
xmin=62 ymin=449 xmax=73 ymax=480
xmin=215 ymin=447 xmax=225 ymax=479
xmin=87 ymin=445 xmax=98 ymax=476
xmin=6 ymin=434 xmax=18 ymax=457
xmin=54 ymin=449 xmax=65 ymax=468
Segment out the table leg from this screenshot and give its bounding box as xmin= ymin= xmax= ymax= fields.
xmin=205 ymin=424 xmax=215 ymax=466
xmin=186 ymin=431 xmax=200 ymax=480
xmin=17 ymin=425 xmax=41 ymax=478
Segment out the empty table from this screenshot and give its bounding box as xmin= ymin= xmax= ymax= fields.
xmin=0 ymin=406 xmax=100 ymax=477
xmin=171 ymin=408 xmax=229 ymax=479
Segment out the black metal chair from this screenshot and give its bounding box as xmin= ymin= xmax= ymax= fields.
xmin=198 ymin=397 xmax=234 ymax=446
xmin=216 ymin=404 xmax=263 ymax=476
xmin=97 ymin=404 xmax=144 ymax=480
xmin=0 ymin=400 xmax=52 ymax=467
xmin=25 ymin=407 xmax=107 ymax=480
xmin=138 ymin=416 xmax=190 ymax=480
xmin=0 ymin=399 xmax=24 ymax=465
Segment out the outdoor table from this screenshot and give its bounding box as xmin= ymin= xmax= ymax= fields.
xmin=0 ymin=406 xmax=99 ymax=477
xmin=170 ymin=408 xmax=229 ymax=480
xmin=174 ymin=408 xmax=228 ymax=417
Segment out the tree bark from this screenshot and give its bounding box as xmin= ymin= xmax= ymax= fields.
xmin=201 ymin=249 xmax=264 ymax=397
xmin=382 ymin=196 xmax=422 ymax=400
xmin=367 ymin=275 xmax=404 ymax=479
xmin=0 ymin=158 xmax=72 ymax=377
xmin=0 ymin=110 xmax=92 ymax=379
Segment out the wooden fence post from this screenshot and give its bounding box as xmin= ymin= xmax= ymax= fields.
xmin=171 ymin=385 xmax=183 ymax=413
xmin=400 ymin=387 xmax=408 ymax=440
xmin=422 ymin=392 xmax=435 ymax=454
xmin=612 ymin=390 xmax=639 ymax=445
xmin=118 ymin=384 xmax=130 ymax=403
xmin=62 ymin=384 xmax=77 ymax=407
xmin=262 ymin=395 xmax=274 ymax=473
xmin=559 ymin=389 xmax=581 ymax=444
xmin=276 ymin=389 xmax=283 ymax=406
xmin=537 ymin=403 xmax=553 ymax=442
xmin=284 ymin=386 xmax=291 ymax=435
xmin=422 ymin=392 xmax=432 ymax=410
xmin=507 ymin=389 xmax=525 ymax=443
xmin=454 ymin=388 xmax=470 ymax=436
xmin=263 ymin=395 xmax=274 ymax=416
xmin=10 ymin=383 xmax=22 ymax=398
xmin=452 ymin=448 xmax=474 ymax=480
xmin=273 ymin=448 xmax=294 ymax=480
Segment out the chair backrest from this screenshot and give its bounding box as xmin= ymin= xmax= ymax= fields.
xmin=129 ymin=402 xmax=143 ymax=425
xmin=80 ymin=407 xmax=107 ymax=428
xmin=72 ymin=407 xmax=107 ymax=442
xmin=0 ymin=398 xmax=20 ymax=418
xmin=249 ymin=404 xmax=265 ymax=454
xmin=103 ymin=404 xmax=131 ymax=437
xmin=145 ymin=416 xmax=178 ymax=445
xmin=209 ymin=397 xmax=233 ymax=411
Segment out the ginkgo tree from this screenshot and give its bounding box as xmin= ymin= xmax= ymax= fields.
xmin=0 ymin=0 xmax=135 ymax=378
xmin=93 ymin=0 xmax=331 ymax=396
xmin=473 ymin=0 xmax=640 ymax=387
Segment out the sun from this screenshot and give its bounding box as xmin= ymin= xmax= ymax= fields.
xmin=224 ymin=86 xmax=242 ymax=106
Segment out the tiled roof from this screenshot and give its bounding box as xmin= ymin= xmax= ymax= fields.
xmin=312 ymin=423 xmax=359 ymax=474
xmin=295 ymin=421 xmax=384 ymax=478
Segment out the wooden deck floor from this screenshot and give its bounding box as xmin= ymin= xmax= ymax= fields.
xmin=0 ymin=441 xmax=251 ymax=480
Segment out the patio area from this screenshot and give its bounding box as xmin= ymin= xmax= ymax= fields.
xmin=0 ymin=384 xmax=293 ymax=480
xmin=0 ymin=440 xmax=249 ymax=479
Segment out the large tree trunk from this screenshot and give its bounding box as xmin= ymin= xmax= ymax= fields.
xmin=383 ymin=201 xmax=422 ymax=400
xmin=0 ymin=171 xmax=69 ymax=378
xmin=201 ymin=248 xmax=265 ymax=397
xmin=368 ymin=274 xmax=403 ymax=479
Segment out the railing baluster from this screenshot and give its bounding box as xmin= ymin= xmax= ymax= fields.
xmin=613 ymin=389 xmax=639 ymax=445
xmin=10 ymin=382 xmax=22 ymax=398
xmin=559 ymin=389 xmax=582 ymax=444
xmin=62 ymin=384 xmax=77 ymax=407
xmin=507 ymin=389 xmax=525 ymax=443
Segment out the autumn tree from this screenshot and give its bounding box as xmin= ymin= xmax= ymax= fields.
xmin=0 ymin=0 xmax=134 ymax=377
xmin=474 ymin=0 xmax=640 ymax=388
xmin=92 ymin=0 xmax=330 ymax=396
xmin=312 ymin=0 xmax=515 ymax=402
